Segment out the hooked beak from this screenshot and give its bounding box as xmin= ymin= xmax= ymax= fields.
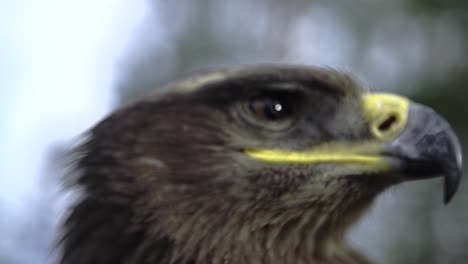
xmin=361 ymin=93 xmax=463 ymax=203
xmin=383 ymin=103 xmax=463 ymax=204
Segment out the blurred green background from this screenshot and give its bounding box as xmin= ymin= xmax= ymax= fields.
xmin=1 ymin=0 xmax=467 ymax=263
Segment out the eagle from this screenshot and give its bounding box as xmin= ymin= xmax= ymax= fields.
xmin=59 ymin=65 xmax=463 ymax=264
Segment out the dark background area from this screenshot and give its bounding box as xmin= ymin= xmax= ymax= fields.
xmin=1 ymin=1 xmax=467 ymax=263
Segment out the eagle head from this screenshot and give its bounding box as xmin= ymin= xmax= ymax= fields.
xmin=59 ymin=65 xmax=463 ymax=264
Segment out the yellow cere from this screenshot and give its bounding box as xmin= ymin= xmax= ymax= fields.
xmin=244 ymin=93 xmax=411 ymax=169
xmin=361 ymin=93 xmax=410 ymax=140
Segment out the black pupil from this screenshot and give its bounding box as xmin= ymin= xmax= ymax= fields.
xmin=249 ymin=96 xmax=292 ymax=120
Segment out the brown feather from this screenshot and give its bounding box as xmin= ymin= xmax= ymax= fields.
xmin=59 ymin=65 xmax=380 ymax=264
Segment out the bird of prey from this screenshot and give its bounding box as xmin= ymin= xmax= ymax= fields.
xmin=59 ymin=65 xmax=463 ymax=264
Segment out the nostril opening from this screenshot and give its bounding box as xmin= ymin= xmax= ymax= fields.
xmin=378 ymin=114 xmax=398 ymax=132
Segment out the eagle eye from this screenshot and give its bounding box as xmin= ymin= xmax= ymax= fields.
xmin=248 ymin=95 xmax=293 ymax=121
xmin=240 ymin=91 xmax=301 ymax=131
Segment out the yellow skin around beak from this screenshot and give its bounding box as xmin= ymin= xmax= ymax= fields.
xmin=245 ymin=93 xmax=410 ymax=170
xmin=361 ymin=93 xmax=409 ymax=141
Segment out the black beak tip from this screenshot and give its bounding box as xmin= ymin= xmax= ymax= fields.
xmin=443 ymin=131 xmax=463 ymax=204
xmin=444 ymin=170 xmax=462 ymax=204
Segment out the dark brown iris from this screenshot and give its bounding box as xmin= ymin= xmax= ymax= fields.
xmin=248 ymin=95 xmax=293 ymax=121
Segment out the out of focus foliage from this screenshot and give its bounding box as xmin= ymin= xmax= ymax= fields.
xmin=116 ymin=1 xmax=468 ymax=263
